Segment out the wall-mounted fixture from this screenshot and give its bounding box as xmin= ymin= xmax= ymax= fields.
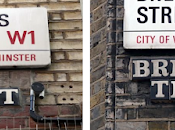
xmin=30 ymin=82 xmax=82 ymax=127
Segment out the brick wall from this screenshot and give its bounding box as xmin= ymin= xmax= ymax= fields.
xmin=0 ymin=0 xmax=82 ymax=129
xmin=90 ymin=0 xmax=107 ymax=130
xmin=90 ymin=0 xmax=117 ymax=129
xmin=91 ymin=0 xmax=175 ymax=130
xmin=115 ymin=0 xmax=175 ymax=130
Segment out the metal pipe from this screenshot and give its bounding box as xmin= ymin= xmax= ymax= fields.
xmin=30 ymin=87 xmax=82 ymax=125
xmin=30 ymin=89 xmax=35 ymax=111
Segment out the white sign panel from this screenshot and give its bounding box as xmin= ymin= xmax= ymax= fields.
xmin=0 ymin=8 xmax=50 ymax=67
xmin=124 ymin=0 xmax=175 ymax=49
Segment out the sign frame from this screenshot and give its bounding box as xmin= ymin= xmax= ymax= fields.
xmin=0 ymin=8 xmax=51 ymax=68
xmin=124 ymin=0 xmax=175 ymax=49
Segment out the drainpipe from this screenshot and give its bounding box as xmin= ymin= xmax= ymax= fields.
xmin=30 ymin=82 xmax=82 ymax=125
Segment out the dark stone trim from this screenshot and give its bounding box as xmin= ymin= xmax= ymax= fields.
xmin=105 ymin=0 xmax=116 ymax=130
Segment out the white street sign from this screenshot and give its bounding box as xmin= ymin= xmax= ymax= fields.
xmin=124 ymin=0 xmax=175 ymax=49
xmin=0 ymin=8 xmax=50 ymax=67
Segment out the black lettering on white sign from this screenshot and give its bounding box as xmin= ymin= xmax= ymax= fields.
xmin=0 ymin=14 xmax=9 ymax=27
xmin=137 ymin=0 xmax=174 ymax=23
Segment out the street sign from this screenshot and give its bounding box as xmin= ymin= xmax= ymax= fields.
xmin=124 ymin=0 xmax=175 ymax=49
xmin=0 ymin=8 xmax=50 ymax=67
xmin=131 ymin=57 xmax=175 ymax=101
xmin=0 ymin=88 xmax=19 ymax=105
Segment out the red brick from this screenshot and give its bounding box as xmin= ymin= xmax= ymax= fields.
xmin=29 ymin=118 xmax=45 ymax=129
xmin=59 ymin=105 xmax=81 ymax=117
xmin=14 ymin=118 xmax=28 ymax=128
xmin=0 ymin=119 xmax=9 ymax=128
xmin=0 ymin=118 xmax=28 ymax=128
xmin=15 ymin=106 xmax=30 ymax=116
xmin=29 ymin=117 xmax=58 ymax=129
xmin=0 ymin=106 xmax=30 ymax=117
xmin=38 ymin=106 xmax=59 ymax=117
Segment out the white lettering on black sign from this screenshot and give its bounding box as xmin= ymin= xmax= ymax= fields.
xmin=0 ymin=88 xmax=19 ymax=105
xmin=151 ymin=80 xmax=175 ymax=100
xmin=132 ymin=58 xmax=175 ymax=78
xmin=131 ymin=58 xmax=175 ymax=101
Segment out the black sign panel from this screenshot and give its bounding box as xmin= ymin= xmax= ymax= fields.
xmin=131 ymin=57 xmax=174 ymax=80
xmin=151 ymin=80 xmax=169 ymax=100
xmin=0 ymin=88 xmax=20 ymax=106
xmin=131 ymin=57 xmax=175 ymax=101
